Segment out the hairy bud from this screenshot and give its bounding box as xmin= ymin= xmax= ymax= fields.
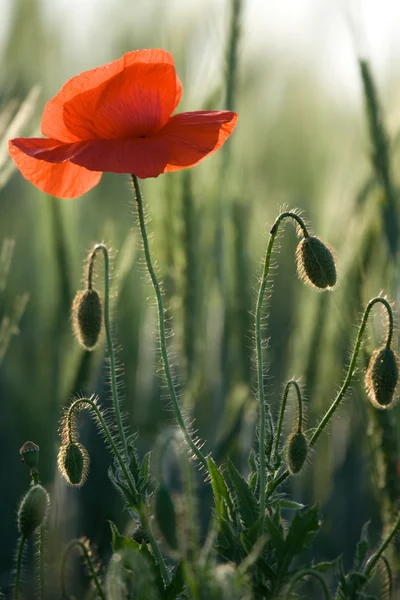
xmin=72 ymin=289 xmax=103 ymax=350
xmin=296 ymin=236 xmax=337 ymax=289
xmin=287 ymin=432 xmax=308 ymax=474
xmin=18 ymin=484 xmax=50 ymax=537
xmin=365 ymin=346 xmax=399 ymax=409
xmin=58 ymin=442 xmax=89 ymax=487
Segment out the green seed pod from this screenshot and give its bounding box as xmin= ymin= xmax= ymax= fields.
xmin=366 ymin=346 xmax=399 ymax=409
xmin=58 ymin=442 xmax=89 ymax=487
xmin=18 ymin=484 xmax=50 ymax=537
xmin=19 ymin=440 xmax=40 ymax=470
xmin=287 ymin=432 xmax=308 ymax=474
xmin=296 ymin=236 xmax=337 ymax=289
xmin=72 ymin=289 xmax=103 ymax=350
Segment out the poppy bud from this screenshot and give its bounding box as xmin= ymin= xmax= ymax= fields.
xmin=296 ymin=236 xmax=337 ymax=290
xmin=58 ymin=442 xmax=89 ymax=487
xmin=19 ymin=441 xmax=40 ymax=471
xmin=18 ymin=484 xmax=50 ymax=537
xmin=72 ymin=289 xmax=103 ymax=350
xmin=365 ymin=346 xmax=399 ymax=409
xmin=287 ymin=432 xmax=308 ymax=474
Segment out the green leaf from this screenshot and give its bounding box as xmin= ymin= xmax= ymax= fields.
xmin=109 ymin=520 xmax=139 ymax=553
xmin=154 ymin=485 xmax=179 ymax=551
xmin=354 ymin=521 xmax=370 ymax=571
xmin=207 ymin=456 xmax=234 ymax=516
xmin=165 ymin=562 xmax=185 ymax=600
xmin=270 ymin=506 xmax=321 ymax=595
xmin=228 ymin=459 xmax=259 ymax=527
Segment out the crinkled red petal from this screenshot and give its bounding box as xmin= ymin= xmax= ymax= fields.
xmin=8 ymin=138 xmax=102 ymax=198
xmin=41 ymin=49 xmax=182 ymax=143
xmin=158 ymin=110 xmax=238 ymax=171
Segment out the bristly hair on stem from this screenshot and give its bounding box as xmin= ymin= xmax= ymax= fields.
xmin=268 ymin=295 xmax=396 ymax=495
xmin=61 ymin=537 xmax=105 ymax=600
xmin=131 ymin=174 xmax=208 ymax=471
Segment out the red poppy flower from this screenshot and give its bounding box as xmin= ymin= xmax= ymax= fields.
xmin=8 ymin=49 xmax=238 ymax=199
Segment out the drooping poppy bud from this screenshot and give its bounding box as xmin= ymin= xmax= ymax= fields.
xmin=19 ymin=441 xmax=40 ymax=471
xmin=72 ymin=289 xmax=103 ymax=350
xmin=58 ymin=442 xmax=89 ymax=487
xmin=365 ymin=346 xmax=399 ymax=409
xmin=287 ymin=432 xmax=308 ymax=474
xmin=296 ymin=236 xmax=337 ymax=290
xmin=18 ymin=484 xmax=50 ymax=537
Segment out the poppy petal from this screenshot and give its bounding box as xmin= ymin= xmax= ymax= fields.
xmin=156 ymin=110 xmax=238 ymax=172
xmin=62 ymin=62 xmax=178 ymax=140
xmin=67 ymin=137 xmax=170 ymax=179
xmin=41 ymin=49 xmax=181 ymax=142
xmin=8 ymin=138 xmax=102 ymax=198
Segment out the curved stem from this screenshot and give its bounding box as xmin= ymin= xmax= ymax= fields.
xmin=139 ymin=504 xmax=171 ymax=585
xmin=131 ymin=175 xmax=207 ymax=470
xmin=272 ymin=380 xmax=302 ymax=465
xmin=67 ymin=397 xmax=137 ymax=497
xmin=87 ymin=244 xmax=128 ymax=457
xmin=61 ymin=538 xmax=106 ymax=600
xmin=364 ymin=512 xmax=400 ymax=577
xmin=268 ymin=296 xmax=395 ymax=495
xmin=14 ymin=535 xmax=26 ymax=600
xmin=285 ymin=569 xmax=331 ymax=600
xmin=309 ymin=297 xmax=393 ymax=449
xmin=256 ymin=212 xmax=309 ymax=517
xmin=67 ymin=398 xmax=168 ymax=581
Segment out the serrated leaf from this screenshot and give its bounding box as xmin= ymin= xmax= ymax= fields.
xmin=108 ymin=464 xmax=138 ymax=508
xmin=139 ymin=452 xmax=152 ymax=483
xmin=264 ymin=515 xmax=285 ymax=555
xmin=207 ymin=456 xmax=234 ymax=517
xmin=139 ymin=541 xmax=165 ymax=595
xmin=154 ymin=485 xmax=178 ymax=551
xmin=165 ymin=562 xmax=185 ymax=600
xmin=228 ymin=459 xmax=259 ymax=527
xmin=271 ymin=506 xmax=321 ymax=595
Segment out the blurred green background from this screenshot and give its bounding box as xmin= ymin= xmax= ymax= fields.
xmin=1 ymin=0 xmax=400 ymax=594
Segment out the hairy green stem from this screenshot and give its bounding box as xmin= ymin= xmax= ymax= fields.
xmin=256 ymin=212 xmax=308 ymax=517
xmin=61 ymin=538 xmax=106 ymax=600
xmin=364 ymin=512 xmax=400 ymax=578
xmin=131 ymin=174 xmax=207 ymax=469
xmin=87 ymin=244 xmax=128 ymax=457
xmin=272 ymin=380 xmax=303 ymax=466
xmin=268 ymin=296 xmax=394 ymax=494
xmin=139 ymin=504 xmax=170 ymax=585
xmin=38 ymin=526 xmax=45 ymax=600
xmin=14 ymin=535 xmax=26 ymax=600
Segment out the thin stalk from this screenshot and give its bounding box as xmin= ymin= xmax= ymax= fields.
xmin=87 ymin=244 xmax=128 ymax=457
xmin=272 ymin=380 xmax=302 ymax=466
xmin=14 ymin=535 xmax=26 ymax=600
xmin=256 ymin=212 xmax=308 ymax=517
xmin=268 ymin=296 xmax=394 ymax=494
xmin=61 ymin=538 xmax=106 ymax=600
xmin=131 ymin=174 xmax=207 ymax=470
xmin=364 ymin=512 xmax=400 ymax=577
xmin=139 ymin=504 xmax=171 ymax=585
